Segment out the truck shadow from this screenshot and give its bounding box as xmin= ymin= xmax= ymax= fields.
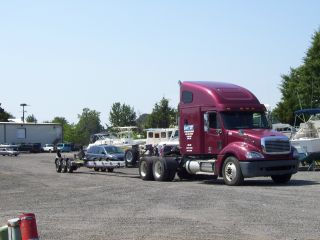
xmin=71 ymin=170 xmax=140 ymax=178
xmin=199 ymin=179 xmax=320 ymax=187
xmin=68 ymin=171 xmax=320 ymax=186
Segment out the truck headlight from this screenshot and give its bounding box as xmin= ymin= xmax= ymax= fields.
xmin=246 ymin=151 xmax=264 ymax=159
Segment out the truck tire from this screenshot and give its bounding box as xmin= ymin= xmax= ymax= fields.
xmin=125 ymin=149 xmax=139 ymax=167
xmin=66 ymin=160 xmax=73 ymax=173
xmin=152 ymin=157 xmax=177 ymax=182
xmin=139 ymin=157 xmax=154 ymax=180
xmin=271 ymin=174 xmax=292 ymax=184
xmin=101 ymin=168 xmax=106 ymax=172
xmin=55 ymin=158 xmax=62 ymax=173
xmin=107 ymin=168 xmax=114 ymax=173
xmin=165 ymin=157 xmax=178 ymax=181
xmin=222 ymin=156 xmax=244 ymax=186
xmin=61 ymin=159 xmax=68 ymax=173
xmin=94 ymin=167 xmax=100 ymax=172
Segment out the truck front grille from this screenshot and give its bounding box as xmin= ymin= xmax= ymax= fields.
xmin=261 ymin=137 xmax=291 ymax=155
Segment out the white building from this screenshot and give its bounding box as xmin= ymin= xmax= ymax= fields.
xmin=0 ymin=122 xmax=63 ymax=146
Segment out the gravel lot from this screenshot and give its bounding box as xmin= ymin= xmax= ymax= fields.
xmin=0 ymin=153 xmax=319 ymax=240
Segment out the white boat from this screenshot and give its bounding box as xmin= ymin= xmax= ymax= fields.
xmin=272 ymin=123 xmax=295 ymax=138
xmin=290 ymin=109 xmax=320 ymax=170
xmin=88 ymin=127 xmax=145 ymax=149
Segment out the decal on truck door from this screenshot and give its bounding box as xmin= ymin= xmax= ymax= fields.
xmin=184 ymin=124 xmax=194 ymax=152
xmin=186 ymin=144 xmax=193 ymax=152
xmin=184 ymin=124 xmax=194 ymax=140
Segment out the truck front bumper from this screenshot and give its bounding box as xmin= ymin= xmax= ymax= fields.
xmin=239 ymin=159 xmax=299 ymax=178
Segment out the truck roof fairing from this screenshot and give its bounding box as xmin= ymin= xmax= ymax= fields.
xmin=180 ymin=81 xmax=266 ymax=111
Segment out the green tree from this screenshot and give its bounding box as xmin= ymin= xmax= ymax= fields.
xmin=51 ymin=117 xmax=75 ymax=143
xmin=109 ymin=102 xmax=137 ymax=127
xmin=146 ymin=97 xmax=177 ymax=128
xmin=0 ymin=104 xmax=12 ymax=122
xmin=136 ymin=113 xmax=149 ymax=135
xmin=75 ymin=108 xmax=103 ymax=145
xmin=26 ymin=114 xmax=37 ymax=123
xmin=273 ymin=29 xmax=320 ymax=124
xmin=52 ymin=116 xmax=68 ymax=126
xmin=64 ymin=124 xmax=77 ymax=143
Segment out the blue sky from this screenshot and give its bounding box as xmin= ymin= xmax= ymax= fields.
xmin=1 ymin=1 xmax=320 ymax=124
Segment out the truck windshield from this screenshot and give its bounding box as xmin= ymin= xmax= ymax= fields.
xmin=220 ymin=111 xmax=270 ymax=130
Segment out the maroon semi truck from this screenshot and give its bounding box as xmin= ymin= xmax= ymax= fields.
xmin=138 ymin=81 xmax=299 ymax=186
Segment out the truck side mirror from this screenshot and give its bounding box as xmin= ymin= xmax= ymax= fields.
xmin=204 ymin=113 xmax=209 ymax=132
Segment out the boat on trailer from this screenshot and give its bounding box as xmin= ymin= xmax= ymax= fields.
xmin=290 ymin=108 xmax=320 ymax=170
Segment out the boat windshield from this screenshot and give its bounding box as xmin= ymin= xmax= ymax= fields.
xmin=220 ymin=111 xmax=270 ymax=130
xmin=104 ymin=146 xmax=124 ymax=154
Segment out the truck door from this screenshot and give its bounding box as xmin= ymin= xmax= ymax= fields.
xmin=204 ymin=112 xmax=224 ymax=154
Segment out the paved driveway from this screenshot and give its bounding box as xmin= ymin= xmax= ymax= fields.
xmin=0 ymin=153 xmax=319 ymax=240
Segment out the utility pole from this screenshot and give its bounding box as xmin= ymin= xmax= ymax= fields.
xmin=20 ymin=103 xmax=28 ymax=123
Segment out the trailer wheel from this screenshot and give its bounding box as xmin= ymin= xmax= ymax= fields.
xmin=153 ymin=157 xmax=177 ymax=182
xmin=107 ymin=168 xmax=114 ymax=173
xmin=139 ymin=157 xmax=154 ymax=180
xmin=271 ymin=174 xmax=292 ymax=184
xmin=94 ymin=167 xmax=100 ymax=172
xmin=66 ymin=160 xmax=73 ymax=173
xmin=101 ymin=168 xmax=106 ymax=172
xmin=125 ymin=149 xmax=139 ymax=167
xmin=222 ymin=156 xmax=244 ymax=186
xmin=55 ymin=158 xmax=62 ymax=173
xmin=61 ymin=159 xmax=68 ymax=173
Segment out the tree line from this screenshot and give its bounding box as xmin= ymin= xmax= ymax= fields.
xmin=272 ymin=29 xmax=320 ymax=124
xmin=59 ymin=97 xmax=177 ymax=145
xmin=0 ymin=97 xmax=177 ymax=145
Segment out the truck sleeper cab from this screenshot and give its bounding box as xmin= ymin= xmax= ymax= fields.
xmin=139 ymin=81 xmax=299 ymax=186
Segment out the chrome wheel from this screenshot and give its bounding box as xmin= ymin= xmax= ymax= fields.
xmin=225 ymin=161 xmax=237 ymax=182
xmin=66 ymin=160 xmax=73 ymax=173
xmin=55 ymin=159 xmax=62 ymax=173
xmin=154 ymin=160 xmax=163 ymax=179
xmin=222 ymin=156 xmax=244 ymax=186
xmin=140 ymin=160 xmax=147 ymax=177
xmin=61 ymin=159 xmax=67 ymax=173
xmin=139 ymin=158 xmax=154 ymax=181
xmin=126 ymin=151 xmax=133 ymax=163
